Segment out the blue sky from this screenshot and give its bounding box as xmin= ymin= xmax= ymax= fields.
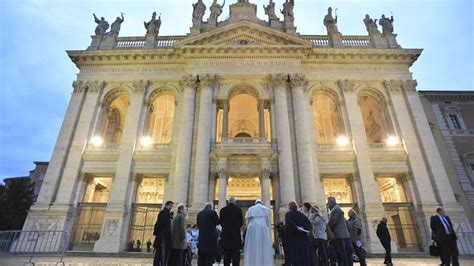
xmin=0 ymin=0 xmax=473 ymax=181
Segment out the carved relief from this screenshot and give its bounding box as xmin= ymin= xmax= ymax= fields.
xmin=132 ymin=80 xmax=150 ymax=94
xmin=32 ymin=218 xmax=59 ymax=231
xmin=265 ymin=74 xmax=288 ymax=91
xmin=401 ymin=80 xmax=418 ymax=94
xmin=383 ymin=80 xmax=402 ymax=94
xmin=338 ymin=79 xmax=355 ymax=93
xmin=104 ymin=219 xmax=119 ymax=237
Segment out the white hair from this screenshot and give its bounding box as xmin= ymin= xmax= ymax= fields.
xmin=205 ymin=202 xmax=213 ymax=209
xmin=255 ymin=199 xmax=262 ymax=204
xmin=228 ymin=196 xmax=236 ymax=204
xmin=177 ymin=203 xmax=185 ymax=210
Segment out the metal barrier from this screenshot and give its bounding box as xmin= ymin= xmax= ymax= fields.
xmin=0 ymin=230 xmax=68 ymax=265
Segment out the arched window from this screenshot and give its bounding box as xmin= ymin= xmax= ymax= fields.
xmin=100 ymin=93 xmax=129 ymax=144
xmin=312 ymin=91 xmax=343 ymax=144
xmin=147 ymin=94 xmax=175 ymax=144
xmin=104 ymin=108 xmax=121 ymax=144
xmin=358 ymin=91 xmax=393 ymax=143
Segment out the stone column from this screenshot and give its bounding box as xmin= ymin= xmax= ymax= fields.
xmin=258 ymin=100 xmax=266 ymax=140
xmin=94 ymin=80 xmax=149 ymax=253
xmin=218 ymin=170 xmax=228 ymax=210
xmin=172 ymin=76 xmax=197 ymax=204
xmin=191 ymin=74 xmax=219 ymax=211
xmin=290 ymin=74 xmax=319 ymax=204
xmin=51 ymin=81 xmax=106 ymax=210
xmin=32 ymin=81 xmax=89 ymax=210
xmin=338 ymin=79 xmax=385 ymax=252
xmin=267 ymin=74 xmax=296 ymax=211
xmin=222 ymin=100 xmax=229 ymax=139
xmin=270 ymin=101 xmax=277 ymax=144
xmin=261 ymin=170 xmax=271 ymax=207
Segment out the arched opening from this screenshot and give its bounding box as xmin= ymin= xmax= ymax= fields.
xmin=101 ymin=94 xmax=129 ymax=144
xmin=358 ymin=91 xmax=394 ymax=143
xmin=146 ymin=94 xmax=175 ymax=144
xmin=229 ymin=94 xmax=259 ymax=138
xmin=312 ymin=91 xmax=344 ymax=144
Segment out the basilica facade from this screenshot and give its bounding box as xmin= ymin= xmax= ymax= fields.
xmin=23 ymin=0 xmax=473 ymax=254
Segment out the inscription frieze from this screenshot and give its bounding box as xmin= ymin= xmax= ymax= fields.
xmin=81 ymin=66 xmax=183 ymax=74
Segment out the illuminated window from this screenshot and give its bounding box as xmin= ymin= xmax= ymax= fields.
xmin=323 ymin=178 xmax=353 ymax=204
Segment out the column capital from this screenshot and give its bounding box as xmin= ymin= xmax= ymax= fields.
xmin=261 ymin=169 xmax=271 ymax=179
xmin=265 ymin=74 xmax=289 ymax=89
xmin=218 ymin=169 xmax=227 ymax=178
xmin=85 ymin=81 xmax=107 ymax=94
xmin=383 ymin=80 xmax=403 ymax=94
xmin=338 ymin=79 xmax=356 ymax=93
xmin=289 ymin=74 xmax=309 ymax=90
xmin=401 ymin=79 xmax=418 ymax=94
xmin=199 ymin=74 xmax=222 ymax=90
xmin=132 ymin=80 xmax=150 ymax=94
xmin=72 ymin=81 xmax=87 ymax=94
xmin=179 ymin=75 xmax=198 ymax=91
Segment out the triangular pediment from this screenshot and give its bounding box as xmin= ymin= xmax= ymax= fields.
xmin=175 ymin=20 xmax=311 ymax=47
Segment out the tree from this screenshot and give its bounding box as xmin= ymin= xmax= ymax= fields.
xmin=0 ymin=178 xmax=35 ymax=230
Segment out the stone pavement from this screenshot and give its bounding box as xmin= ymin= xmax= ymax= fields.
xmin=1 ymin=256 xmax=474 ymax=266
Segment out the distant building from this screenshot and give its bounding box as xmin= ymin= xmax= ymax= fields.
xmin=420 ymin=91 xmax=474 ymax=229
xmin=3 ymin=162 xmax=48 ymax=201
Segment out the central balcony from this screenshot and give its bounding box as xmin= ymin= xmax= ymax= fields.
xmin=133 ymin=143 xmax=172 ymax=162
xmin=211 ymin=137 xmax=277 ymax=157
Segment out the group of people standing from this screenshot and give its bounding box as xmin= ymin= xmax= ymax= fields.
xmin=152 ymin=197 xmax=273 ymax=266
xmin=152 ymin=197 xmax=460 ymax=266
xmin=280 ymin=197 xmax=369 ymax=266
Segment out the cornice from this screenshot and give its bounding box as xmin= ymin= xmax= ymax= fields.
xmin=419 ymin=91 xmax=474 ymax=101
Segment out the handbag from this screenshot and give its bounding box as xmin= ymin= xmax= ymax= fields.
xmin=429 ymin=241 xmax=440 ymax=257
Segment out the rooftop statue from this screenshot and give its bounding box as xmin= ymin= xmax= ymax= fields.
xmin=379 ymin=14 xmax=395 ymax=36
xmin=144 ymin=12 xmax=161 ymax=35
xmin=108 ymin=13 xmax=124 ymax=36
xmin=363 ymin=14 xmax=381 ymax=35
xmin=192 ymin=0 xmax=207 ymax=22
xmin=209 ymin=0 xmax=226 ymax=20
xmin=323 ymin=7 xmax=340 ymax=35
xmin=93 ymin=13 xmax=109 ymax=36
xmin=281 ymin=0 xmax=295 ymax=21
xmin=264 ymin=0 xmax=278 ymax=21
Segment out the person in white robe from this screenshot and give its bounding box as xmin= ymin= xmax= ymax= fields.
xmin=244 ymin=199 xmax=274 ymax=266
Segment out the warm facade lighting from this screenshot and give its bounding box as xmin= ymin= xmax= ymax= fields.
xmin=336 ymin=136 xmax=349 ymax=147
xmin=140 ymin=136 xmax=152 ymax=147
xmin=91 ymin=136 xmax=104 ymax=147
xmin=386 ymin=135 xmax=399 ymax=147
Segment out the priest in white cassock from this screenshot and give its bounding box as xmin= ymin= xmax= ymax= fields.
xmin=244 ymin=199 xmax=274 ymax=266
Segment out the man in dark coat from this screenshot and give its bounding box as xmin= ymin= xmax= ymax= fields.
xmin=153 ymin=200 xmax=173 ymax=266
xmin=285 ymin=201 xmax=313 ymax=266
xmin=327 ymin=197 xmax=351 ymax=266
xmin=430 ymin=207 xmax=459 ymax=266
xmin=376 ymin=217 xmax=392 ymax=265
xmin=197 ymin=202 xmax=220 ymax=266
xmin=219 ymin=196 xmax=243 ymax=266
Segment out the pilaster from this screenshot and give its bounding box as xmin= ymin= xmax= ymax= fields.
xmin=338 ymin=79 xmax=385 ymax=253
xmin=266 ymin=74 xmax=296 ymax=215
xmin=172 ymin=75 xmax=198 ymax=204
xmin=191 ymin=74 xmax=220 ymax=211
xmin=93 ymin=80 xmax=149 ymax=252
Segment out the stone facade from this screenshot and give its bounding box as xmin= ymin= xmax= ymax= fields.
xmin=22 ymin=1 xmax=473 ymax=254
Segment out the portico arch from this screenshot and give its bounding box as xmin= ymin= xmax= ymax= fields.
xmin=358 ymin=88 xmax=395 ymax=143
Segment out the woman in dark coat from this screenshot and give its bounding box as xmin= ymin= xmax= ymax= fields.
xmin=285 ymin=202 xmax=314 ymax=266
xmin=197 ymin=202 xmax=220 ymax=266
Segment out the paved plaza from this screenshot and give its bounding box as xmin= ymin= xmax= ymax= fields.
xmin=1 ymin=256 xmax=474 ymax=266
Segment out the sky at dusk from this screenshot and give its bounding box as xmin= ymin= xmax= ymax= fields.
xmin=0 ymin=0 xmax=473 ymax=181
